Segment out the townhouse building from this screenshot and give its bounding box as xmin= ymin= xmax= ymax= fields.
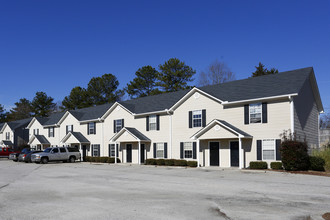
xmin=0 ymin=118 xmax=31 ymax=149
xmin=11 ymin=67 xmax=322 ymax=168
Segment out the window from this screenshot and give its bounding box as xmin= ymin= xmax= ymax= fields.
xmin=49 ymin=127 xmax=54 ymax=137
xmin=59 ymin=148 xmax=66 ymax=153
xmin=192 ymin=110 xmax=202 ymax=127
xmin=92 ymin=144 xmax=100 ymax=157
xmin=249 ymin=103 xmax=262 ymax=123
xmin=88 ymin=122 xmax=95 ymax=134
xmin=184 ymin=142 xmax=193 ymax=159
xmin=52 ymin=148 xmax=59 ymax=153
xmin=33 ymin=129 xmax=39 ymax=135
xmin=149 ymin=115 xmax=157 ymax=131
xmin=66 ymin=125 xmax=73 ymax=134
xmin=262 ymin=139 xmax=275 ymax=160
xmin=109 ymin=144 xmax=115 ymax=157
xmin=156 ymin=143 xmax=164 ymax=158
xmin=5 ymin=132 xmax=10 ymax=140
xmin=114 ymin=120 xmax=123 ymax=133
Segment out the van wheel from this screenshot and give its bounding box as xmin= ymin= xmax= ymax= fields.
xmin=69 ymin=156 xmax=75 ymax=163
xmin=41 ymin=157 xmax=48 ymax=164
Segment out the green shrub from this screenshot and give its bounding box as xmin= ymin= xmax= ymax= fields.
xmin=156 ymin=159 xmax=165 ymax=166
xmin=146 ymin=159 xmax=157 ymax=165
xmin=270 ymin=162 xmax=283 ymax=170
xmin=280 ymin=138 xmax=310 ymax=171
xmin=312 ymin=148 xmax=330 ymax=171
xmin=174 ymin=159 xmax=187 ymax=166
xmin=187 ymin=161 xmax=197 ymax=167
xmin=309 ymin=156 xmax=325 ymax=171
xmin=106 ymin=157 xmax=121 ymax=163
xmin=85 ymin=156 xmax=92 ymax=162
xmin=249 ymin=161 xmax=268 ymax=169
xmin=164 ymin=159 xmax=175 ymax=166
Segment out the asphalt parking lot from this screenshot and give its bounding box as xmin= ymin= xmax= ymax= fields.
xmin=0 ymin=159 xmax=329 ymax=220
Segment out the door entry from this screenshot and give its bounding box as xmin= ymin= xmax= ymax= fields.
xmin=210 ymin=142 xmax=220 ymax=166
xmin=82 ymin=145 xmax=87 ymax=161
xmin=140 ymin=144 xmax=145 ymax=164
xmin=126 ymin=144 xmax=132 ymax=163
xmin=230 ymin=141 xmax=239 ymax=167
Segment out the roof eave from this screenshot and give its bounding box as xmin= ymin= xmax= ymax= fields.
xmin=222 ymin=93 xmax=298 ymax=106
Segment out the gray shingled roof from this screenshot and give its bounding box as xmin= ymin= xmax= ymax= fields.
xmin=7 ymin=118 xmax=32 ymax=130
xmin=70 ymin=132 xmax=90 ymax=143
xmin=0 ymin=123 xmax=4 ymax=131
xmin=119 ymin=89 xmax=189 ymax=114
xmin=200 ymin=67 xmax=313 ymax=102
xmin=125 ymin=127 xmax=150 ymax=141
xmin=70 ymin=103 xmax=113 ymax=121
xmin=43 ymin=112 xmax=66 ymax=126
xmin=1 ymin=140 xmax=13 ymax=145
xmin=217 ymin=120 xmax=251 ymax=137
xmin=34 ymin=135 xmax=50 ymax=144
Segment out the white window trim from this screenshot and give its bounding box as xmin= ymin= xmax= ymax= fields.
xmin=261 ymin=139 xmax=276 ymax=161
xmin=89 ymin=123 xmax=95 ymax=134
xmin=92 ymin=144 xmax=100 ymax=157
xmin=149 ymin=115 xmax=157 ymax=131
xmin=110 ymin=144 xmax=115 ymax=157
xmin=183 ymin=142 xmax=193 ymax=159
xmin=192 ymin=110 xmax=202 ymax=128
xmin=115 ymin=119 xmax=123 ymax=133
xmin=249 ymin=103 xmax=262 ymax=124
xmin=156 ymin=142 xmax=164 ymax=159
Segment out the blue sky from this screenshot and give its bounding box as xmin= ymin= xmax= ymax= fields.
xmin=0 ymin=0 xmax=329 ymax=113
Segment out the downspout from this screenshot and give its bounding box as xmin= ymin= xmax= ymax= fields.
xmin=289 ymin=96 xmax=294 ymax=133
xmin=168 ymin=111 xmax=172 ymax=159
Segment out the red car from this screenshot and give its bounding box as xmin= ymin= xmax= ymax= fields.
xmin=0 ymin=147 xmax=19 ymax=158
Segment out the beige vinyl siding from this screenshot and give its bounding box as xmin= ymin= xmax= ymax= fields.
xmin=103 ymin=104 xmax=170 ymax=163
xmin=172 ymin=91 xmax=291 ymax=167
xmin=294 ymin=78 xmax=319 ymax=149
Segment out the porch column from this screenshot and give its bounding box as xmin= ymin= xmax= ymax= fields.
xmin=239 ymin=137 xmax=243 ymax=169
xmin=115 ymin=142 xmax=117 ymax=164
xmin=138 ymin=141 xmax=141 ymax=165
xmin=197 ymin=139 xmax=200 ymax=167
xmin=79 ymin=143 xmax=82 ymax=161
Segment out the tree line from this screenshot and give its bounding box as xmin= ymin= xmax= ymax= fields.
xmin=0 ymin=59 xmax=278 ymax=122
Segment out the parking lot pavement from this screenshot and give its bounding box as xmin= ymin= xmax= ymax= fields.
xmin=0 ymin=160 xmax=329 ymax=220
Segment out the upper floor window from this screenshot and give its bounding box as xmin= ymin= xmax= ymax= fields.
xmin=49 ymin=127 xmax=54 ymax=137
xmin=249 ymin=103 xmax=262 ymax=123
xmin=192 ymin=110 xmax=202 ymax=127
xmin=114 ymin=119 xmax=123 ymax=133
xmin=88 ymin=122 xmax=96 ymax=135
xmin=262 ymin=139 xmax=275 ymax=160
xmin=149 ymin=115 xmax=157 ymax=131
xmin=66 ymin=125 xmax=73 ymax=134
xmin=33 ymin=129 xmax=39 ymax=135
xmin=5 ymin=132 xmax=10 ymax=140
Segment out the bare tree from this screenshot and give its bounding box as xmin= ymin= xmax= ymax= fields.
xmin=198 ymin=60 xmax=235 ymax=86
xmin=320 ymin=112 xmax=330 ymax=129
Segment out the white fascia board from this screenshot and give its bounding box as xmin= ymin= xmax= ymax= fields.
xmin=169 ymin=87 xmax=223 ymax=111
xmin=26 ymin=117 xmax=37 ymax=129
xmin=110 ymin=128 xmax=139 ymax=142
xmin=100 ymin=102 xmax=133 ymax=121
xmin=79 ymin=118 xmax=103 ymax=124
xmin=222 ymin=93 xmax=298 ymax=106
xmin=57 ymin=111 xmax=71 ymax=126
xmin=0 ymin=123 xmax=8 ymax=133
xmin=133 ymin=110 xmax=171 ymax=117
xmin=43 ymin=124 xmax=58 ymax=128
xmin=28 ymin=135 xmax=36 ymax=145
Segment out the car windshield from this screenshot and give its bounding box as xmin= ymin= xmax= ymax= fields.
xmin=44 ymin=148 xmax=52 ymax=153
xmin=22 ymin=149 xmax=31 ymax=153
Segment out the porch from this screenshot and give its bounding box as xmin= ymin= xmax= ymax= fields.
xmin=191 ymin=119 xmax=252 ymax=169
xmin=110 ymin=127 xmax=150 ymax=164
